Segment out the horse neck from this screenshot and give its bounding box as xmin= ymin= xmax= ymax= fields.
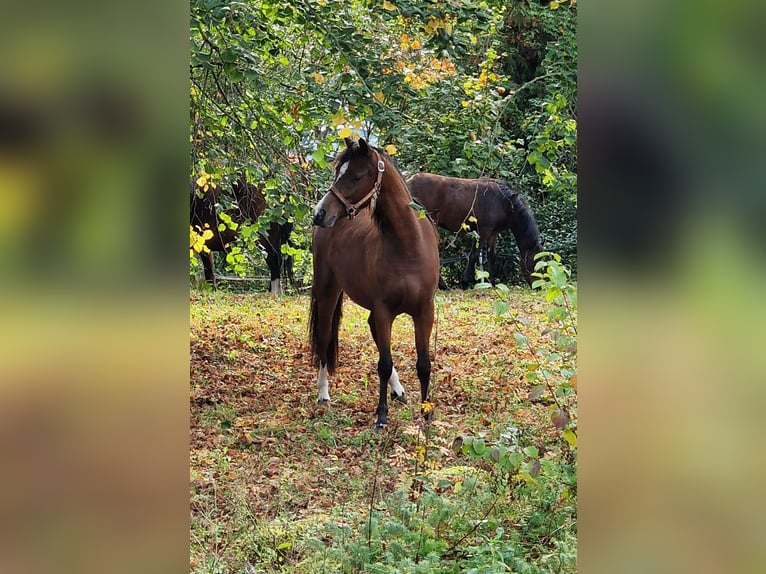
xmin=232 ymin=182 xmax=265 ymax=220
xmin=376 ymin=170 xmax=419 ymax=236
xmin=504 ymin=191 xmax=542 ymax=255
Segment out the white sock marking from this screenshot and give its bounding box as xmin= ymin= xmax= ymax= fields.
xmin=389 ymin=366 xmax=405 ymax=397
xmin=317 ymin=363 xmax=330 ymax=402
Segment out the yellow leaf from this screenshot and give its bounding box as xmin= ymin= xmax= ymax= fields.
xmin=468 ymin=215 xmax=477 ymax=223
xmin=195 ymin=175 xmax=207 ymax=188
xmin=562 ymin=428 xmax=577 ymax=447
xmin=374 ymin=91 xmax=385 ymax=103
xmin=338 ymin=126 xmax=352 ymax=138
xmin=385 ymin=144 xmax=397 ymax=156
xmin=411 ymin=39 xmax=421 ymax=50
xmin=310 ymin=71 xmax=324 ymax=84
xmin=382 ymin=0 xmax=395 ymax=11
xmin=331 ymin=112 xmax=346 ymax=127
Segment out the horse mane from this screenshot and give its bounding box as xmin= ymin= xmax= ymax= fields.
xmin=494 ymin=180 xmax=543 ymax=254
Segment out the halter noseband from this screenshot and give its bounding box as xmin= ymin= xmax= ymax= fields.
xmin=330 ymin=150 xmax=386 ymax=219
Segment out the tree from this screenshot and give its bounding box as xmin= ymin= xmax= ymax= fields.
xmin=190 ymin=0 xmax=577 ymax=286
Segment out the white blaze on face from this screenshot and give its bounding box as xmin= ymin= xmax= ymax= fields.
xmin=389 ymin=366 xmax=405 ymax=398
xmin=317 ymin=363 xmax=330 ymax=402
xmin=335 ymin=159 xmax=349 ymax=182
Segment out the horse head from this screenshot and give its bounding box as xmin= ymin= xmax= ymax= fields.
xmin=313 ymin=137 xmax=385 ymax=227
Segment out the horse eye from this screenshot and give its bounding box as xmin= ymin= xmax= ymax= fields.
xmin=352 ymin=174 xmax=362 ymax=182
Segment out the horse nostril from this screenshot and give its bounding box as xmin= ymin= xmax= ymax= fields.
xmin=313 ymin=208 xmax=326 ymax=227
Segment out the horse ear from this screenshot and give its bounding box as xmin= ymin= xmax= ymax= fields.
xmin=358 ymin=138 xmax=369 ymax=153
xmin=344 ymin=137 xmax=355 ymax=149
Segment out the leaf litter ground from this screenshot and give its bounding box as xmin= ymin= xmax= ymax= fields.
xmin=190 ymin=287 xmax=560 ymax=569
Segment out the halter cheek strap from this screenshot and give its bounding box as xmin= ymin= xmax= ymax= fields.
xmin=330 ymin=150 xmax=386 ymax=219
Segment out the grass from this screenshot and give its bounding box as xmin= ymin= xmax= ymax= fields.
xmin=190 ymin=287 xmax=576 ymax=573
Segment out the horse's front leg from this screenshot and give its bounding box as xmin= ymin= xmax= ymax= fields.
xmin=201 ymin=251 xmax=216 ymax=288
xmin=368 ymin=312 xmax=407 ymax=405
xmin=371 ymin=310 xmax=394 ymax=431
xmin=263 ymin=226 xmax=282 ymax=295
xmin=414 ymin=305 xmax=435 ymax=422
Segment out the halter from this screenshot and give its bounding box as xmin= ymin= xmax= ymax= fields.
xmin=329 ymin=150 xmax=386 ymax=219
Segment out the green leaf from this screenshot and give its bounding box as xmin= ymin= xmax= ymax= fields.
xmin=513 ymin=332 xmax=529 ymax=347
xmin=492 ymin=300 xmax=509 ymax=317
xmin=523 ymin=446 xmax=538 ymax=458
xmin=471 ymin=438 xmax=487 ymax=456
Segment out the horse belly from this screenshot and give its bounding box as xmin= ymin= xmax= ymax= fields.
xmin=333 ymin=267 xmax=377 ymax=310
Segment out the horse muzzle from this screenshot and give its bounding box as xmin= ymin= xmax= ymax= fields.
xmin=313 ymin=192 xmax=342 ymax=228
xmin=312 ymin=207 xmax=338 ymax=228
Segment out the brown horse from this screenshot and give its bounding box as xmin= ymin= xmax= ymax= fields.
xmin=406 ymin=173 xmax=543 ymax=287
xmin=310 ymin=138 xmax=440 ymax=431
xmin=190 ymin=174 xmax=294 ymax=293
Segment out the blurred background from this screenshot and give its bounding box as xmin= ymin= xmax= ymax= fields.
xmin=580 ymin=0 xmax=766 ymax=572
xmin=0 ymin=1 xmax=189 ymax=573
xmin=0 ymin=0 xmax=764 ymax=572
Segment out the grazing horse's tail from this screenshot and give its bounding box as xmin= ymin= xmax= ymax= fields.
xmin=309 ymin=290 xmax=344 ymax=373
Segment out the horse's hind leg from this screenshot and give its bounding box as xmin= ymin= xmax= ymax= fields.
xmin=367 ymin=312 xmax=407 ymax=405
xmin=487 ymin=232 xmax=499 ymax=286
xmin=462 ymin=244 xmax=480 ymax=289
xmin=311 ymin=288 xmax=343 ymax=404
xmin=413 ymin=305 xmax=435 ymax=421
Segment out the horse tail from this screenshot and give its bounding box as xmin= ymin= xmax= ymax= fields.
xmin=309 ymin=290 xmax=344 ymax=373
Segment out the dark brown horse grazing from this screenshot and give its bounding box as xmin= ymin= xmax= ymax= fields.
xmin=310 ymin=138 xmax=440 ymax=431
xmin=190 ymin=174 xmax=294 ymax=293
xmin=406 ymin=173 xmax=543 ymax=287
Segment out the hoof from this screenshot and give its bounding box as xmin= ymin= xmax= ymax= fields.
xmin=390 ymin=391 xmax=408 ymax=405
xmin=317 ymin=398 xmax=330 ymax=405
